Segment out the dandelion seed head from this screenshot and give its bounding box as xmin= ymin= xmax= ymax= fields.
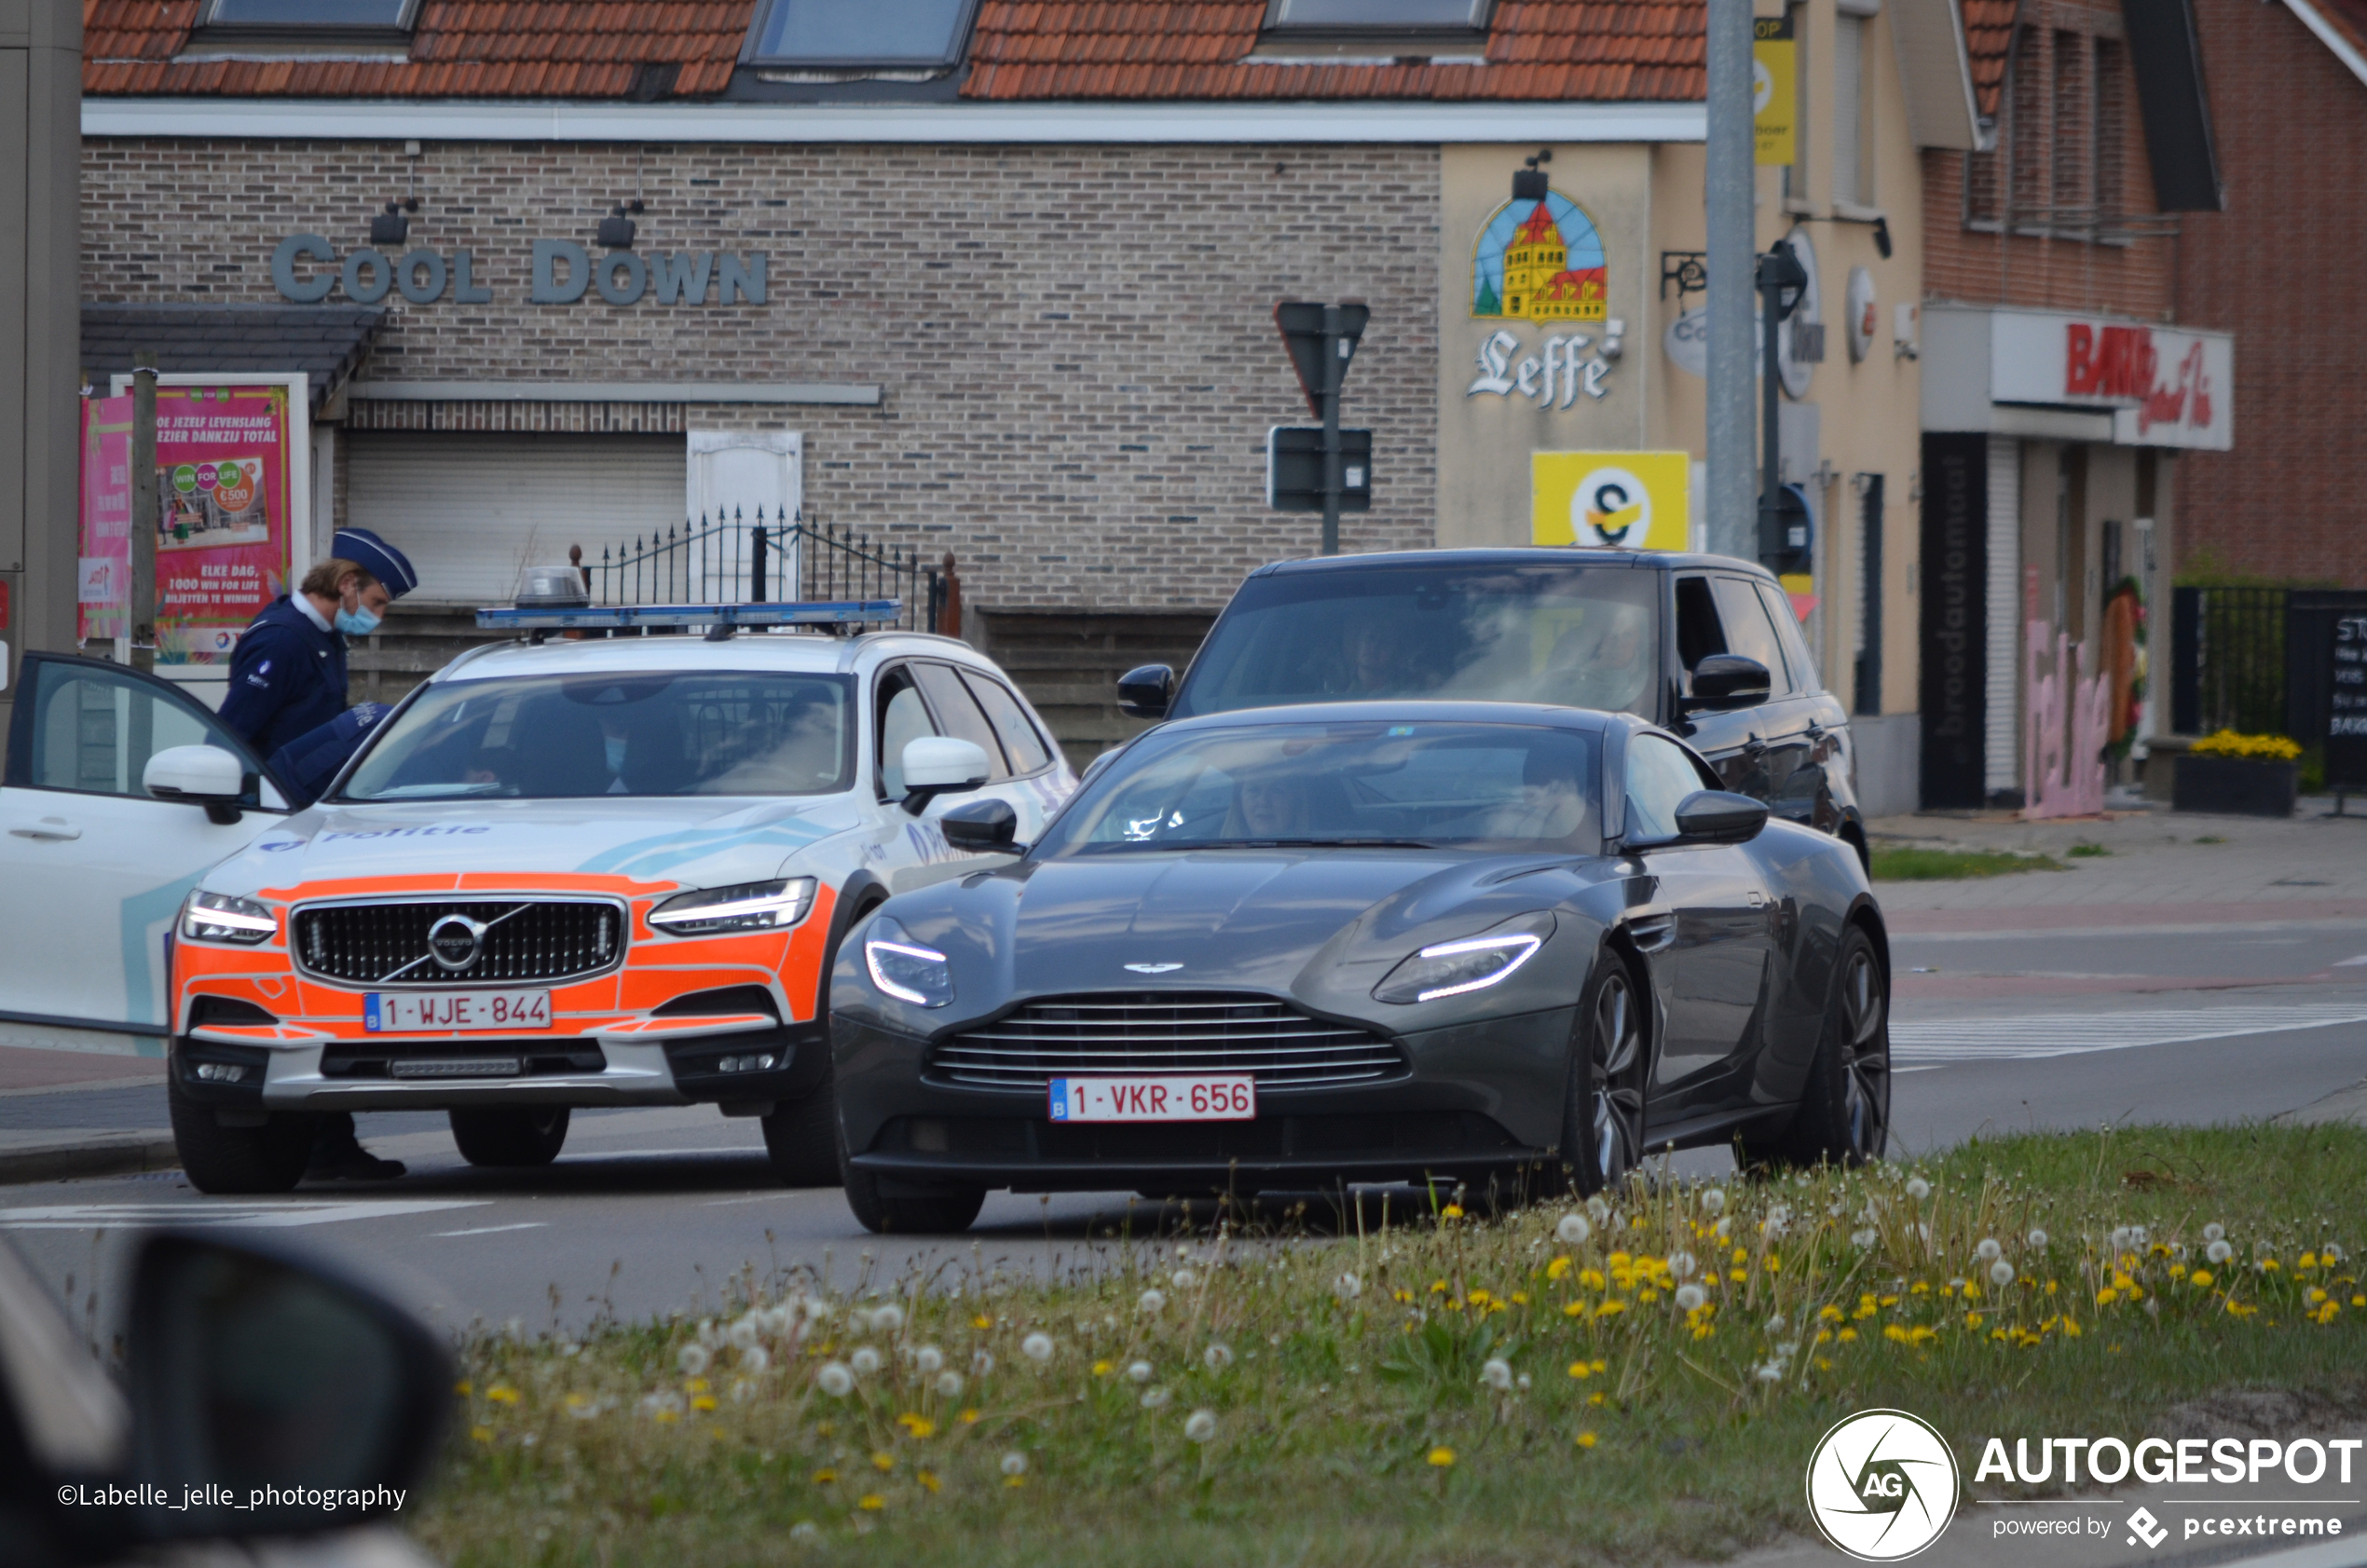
xmin=1852 ymin=1228 xmax=1878 ymax=1249
xmin=1334 ymin=1271 xmax=1362 ymax=1300
xmin=973 ymin=1350 xmax=994 ymax=1375
xmin=1481 ymin=1357 xmax=1512 ymax=1390
xmin=789 ymin=1521 xmax=821 ymax=1544
xmin=2323 ymin=1243 xmax=2346 ymax=1264
xmin=1203 ymin=1343 xmax=1234 ymax=1371
xmin=850 ymin=1346 xmax=882 ymax=1377
xmin=2207 ymin=1239 xmax=2233 ymax=1264
xmin=1128 ymin=1360 xmax=1153 ymax=1383
xmin=2028 ymin=1228 xmax=2049 ymax=1248
xmin=1184 ymin=1410 xmax=1218 ymax=1443
xmin=913 ymin=1346 xmax=944 ymax=1375
xmin=1905 ymin=1177 xmax=1931 ymax=1201
xmin=677 ymin=1343 xmax=711 ymax=1377
xmin=869 ymin=1303 xmax=905 ymax=1335
xmin=1668 ymin=1250 xmax=1698 ymax=1280
xmin=817 ymin=1362 xmax=855 ymax=1398
xmin=1703 ymin=1188 xmax=1728 ymax=1215
xmin=1172 ymin=1268 xmax=1197 ymax=1288
xmin=1138 ymin=1288 xmax=1167 ymax=1314
xmin=1141 ymin=1386 xmax=1170 ymax=1409
xmin=728 ymin=1317 xmax=762 ymax=1352
xmin=741 ymin=1344 xmax=771 ymax=1374
xmin=1556 ymin=1213 xmax=1592 ymax=1246
xmin=2204 ymin=1222 xmax=2225 ymax=1243
xmin=1977 ymin=1238 xmax=2003 ymax=1262
xmin=1990 ymin=1261 xmax=2016 ymax=1288
xmin=1021 ymin=1332 xmax=1055 ymax=1362
xmin=1000 ymin=1452 xmax=1028 ymax=1477
xmin=1585 ymin=1195 xmax=1612 ymax=1224
xmin=1676 ymin=1284 xmax=1707 ymax=1312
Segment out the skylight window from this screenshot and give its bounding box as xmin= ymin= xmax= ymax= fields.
xmin=200 ymin=0 xmax=419 ymax=28
xmin=745 ymin=0 xmax=980 ymax=68
xmin=1264 ymin=0 xmax=1494 ymax=30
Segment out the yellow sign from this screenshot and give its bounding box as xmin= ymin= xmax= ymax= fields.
xmin=1754 ymin=15 xmax=1797 ymax=167
xmin=1532 ymin=452 xmax=1691 ymax=552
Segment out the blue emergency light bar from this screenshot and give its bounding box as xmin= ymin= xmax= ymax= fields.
xmin=475 ymin=599 xmax=903 ymax=631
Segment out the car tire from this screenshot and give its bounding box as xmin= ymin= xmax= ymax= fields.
xmin=169 ymin=1074 xmax=313 ymax=1195
xmin=761 ymin=1085 xmax=841 ymax=1188
xmin=840 ymin=1125 xmax=985 ymax=1234
xmin=1557 ymin=949 xmax=1649 ymax=1197
xmin=1740 ymin=925 xmax=1890 ymax=1171
xmin=448 ymin=1107 xmax=570 ymax=1167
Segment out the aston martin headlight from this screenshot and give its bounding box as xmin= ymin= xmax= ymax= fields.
xmin=1372 ymin=913 xmax=1556 ymax=1004
xmin=650 ymin=877 xmax=816 ymax=936
xmin=181 ymin=891 xmax=279 ymax=946
xmin=864 ymin=916 xmax=953 ymax=1009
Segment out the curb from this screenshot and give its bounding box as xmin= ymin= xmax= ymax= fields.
xmin=0 ymin=1135 xmax=181 ymax=1186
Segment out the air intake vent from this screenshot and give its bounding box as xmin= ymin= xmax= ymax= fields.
xmin=291 ymin=900 xmax=623 ymax=986
xmin=928 ymin=992 xmax=1404 ymax=1092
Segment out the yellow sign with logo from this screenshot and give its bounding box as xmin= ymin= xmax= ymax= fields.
xmin=1754 ymin=14 xmax=1797 ymax=166
xmin=1532 ymin=452 xmax=1690 ymax=552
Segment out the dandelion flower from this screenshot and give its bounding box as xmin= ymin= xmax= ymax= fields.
xmin=1755 ymin=1362 xmax=1785 ymax=1383
xmin=2320 ymin=1243 xmax=2345 ymax=1264
xmin=1204 ymin=1343 xmax=1234 ymax=1371
xmin=1669 ymin=1250 xmax=1698 ymax=1280
xmin=869 ymin=1303 xmax=905 ymax=1334
xmin=1765 ymin=1314 xmax=1787 ymax=1334
xmin=1119 ymin=1360 xmax=1150 ymax=1384
xmin=1141 ymin=1386 xmax=1170 ymax=1410
xmin=1977 ymin=1238 xmax=2003 ymax=1262
xmin=1703 ymin=1188 xmax=1727 ymax=1215
xmin=936 ymin=1370 xmax=965 ymax=1398
xmin=1000 ymin=1452 xmax=1028 ymax=1478
xmin=1334 ymin=1272 xmax=1362 ymax=1300
xmin=1556 ymin=1212 xmax=1592 ymax=1246
xmin=1676 ymin=1284 xmax=1707 ymax=1313
xmin=1427 ymin=1446 xmax=1456 ymax=1467
xmin=1990 ymin=1261 xmax=2016 ymax=1288
xmin=677 ymin=1343 xmax=711 ymax=1376
xmin=817 ymin=1363 xmax=855 ymax=1398
xmin=850 ymin=1346 xmax=882 ymax=1377
xmin=728 ymin=1316 xmax=763 ymax=1351
xmin=1172 ymin=1268 xmax=1197 ymax=1288
xmin=2203 ymin=1222 xmax=2225 ymax=1243
xmin=1139 ymin=1288 xmax=1168 ymax=1314
xmin=741 ymin=1344 xmax=771 ymax=1375
xmin=1852 ymin=1228 xmax=1878 ymax=1249
xmin=2207 ymin=1239 xmax=2233 ymax=1264
xmin=1481 ymin=1357 xmax=1512 ymax=1390
xmin=1184 ymin=1410 xmax=1218 ymax=1443
xmin=1021 ymin=1332 xmax=1054 ymax=1362
xmin=2028 ymin=1228 xmax=2049 ymax=1248
xmin=1905 ymin=1177 xmax=1931 ymax=1201
xmin=1577 ymin=1431 xmax=1598 ymax=1450
xmin=789 ymin=1521 xmax=820 ymax=1544
xmin=1585 ymin=1195 xmax=1612 ymax=1224
xmin=973 ymin=1350 xmax=995 ymax=1375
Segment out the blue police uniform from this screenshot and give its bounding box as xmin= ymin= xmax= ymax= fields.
xmin=219 ymin=597 xmax=349 ymax=759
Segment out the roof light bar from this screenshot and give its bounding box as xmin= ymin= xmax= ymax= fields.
xmin=475 ymin=599 xmax=903 ymax=631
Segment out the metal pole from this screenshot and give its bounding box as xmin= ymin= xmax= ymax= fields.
xmin=1320 ymin=304 xmax=1343 ymax=556
xmin=130 ymin=352 xmax=159 ymax=674
xmin=1704 ymin=0 xmax=1758 ymax=561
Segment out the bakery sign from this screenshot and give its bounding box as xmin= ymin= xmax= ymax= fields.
xmin=1987 ymin=309 xmax=2233 ymax=450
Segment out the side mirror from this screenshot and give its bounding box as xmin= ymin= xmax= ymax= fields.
xmin=899 ymin=736 xmax=992 ymax=816
xmin=1671 ymin=789 xmax=1770 ymax=845
xmin=124 ymin=1234 xmax=449 ymax=1540
xmin=939 ymin=797 xmax=1021 ymax=854
xmin=1684 ymin=653 xmax=1772 ymax=712
xmin=144 ymin=745 xmax=249 ymax=825
xmin=1116 ymin=663 xmax=1174 ymax=720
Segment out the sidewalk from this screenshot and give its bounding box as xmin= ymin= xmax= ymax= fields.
xmin=0 ymin=1045 xmax=177 ymax=1184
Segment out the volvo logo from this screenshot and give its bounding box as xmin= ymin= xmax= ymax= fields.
xmin=1124 ymin=962 xmax=1184 ymax=975
xmin=427 ymin=913 xmax=488 ymax=973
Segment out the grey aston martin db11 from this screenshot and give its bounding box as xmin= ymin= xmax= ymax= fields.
xmin=827 ymin=702 xmax=1891 ymax=1234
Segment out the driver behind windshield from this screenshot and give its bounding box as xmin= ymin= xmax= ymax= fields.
xmin=1539 ymin=600 xmax=1651 ymax=714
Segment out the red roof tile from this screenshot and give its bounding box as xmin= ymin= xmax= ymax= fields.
xmin=1962 ymin=0 xmax=2014 ymax=119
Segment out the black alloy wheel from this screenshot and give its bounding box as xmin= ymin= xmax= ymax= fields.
xmin=448 ymin=1106 xmax=571 ymax=1167
xmin=1740 ymin=924 xmax=1890 ymax=1171
xmin=1560 ymin=953 xmax=1647 ymax=1197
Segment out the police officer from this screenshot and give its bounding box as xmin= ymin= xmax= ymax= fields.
xmin=220 ymin=526 xmax=417 ymax=1181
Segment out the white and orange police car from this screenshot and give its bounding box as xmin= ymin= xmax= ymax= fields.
xmin=2 ymin=598 xmax=1073 ymax=1193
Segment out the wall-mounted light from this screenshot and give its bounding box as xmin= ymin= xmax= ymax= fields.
xmin=370 ymin=198 xmax=417 ymax=247
xmin=597 ymin=199 xmax=646 ymax=250
xmin=1512 ymin=148 xmax=1551 ymax=203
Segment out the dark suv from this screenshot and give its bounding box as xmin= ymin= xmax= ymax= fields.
xmin=1116 ymin=549 xmax=1868 ymax=866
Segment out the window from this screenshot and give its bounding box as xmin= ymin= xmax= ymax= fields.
xmin=910 ymin=663 xmax=1010 ymax=781
xmin=1832 ymin=11 xmax=1872 ymax=206
xmin=1675 ymin=576 xmax=1727 ymax=687
xmin=24 ymin=664 xmax=261 ymax=804
xmin=1755 ymin=581 xmax=1823 ymax=695
xmin=2094 ymin=38 xmax=2127 ymax=226
xmin=1623 ymin=735 xmax=1710 ymax=843
xmin=1264 ymin=0 xmax=1493 ymax=30
xmin=1783 ymin=2 xmax=1810 ymax=203
xmin=1710 ymin=578 xmax=1798 ymax=698
xmin=200 ymin=0 xmax=418 ymax=29
xmin=746 ymin=0 xmax=979 ymax=67
xmin=876 ymin=669 xmax=940 ymax=802
xmin=2052 ymin=32 xmax=2088 ymax=221
xmin=1971 ymin=24 xmax=2128 ymax=239
xmin=960 ymin=672 xmax=1055 ymax=776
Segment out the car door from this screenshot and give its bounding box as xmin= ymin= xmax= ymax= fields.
xmin=1619 ymin=730 xmax=1777 ymax=1108
xmin=1751 ymin=579 xmax=1847 ymax=833
xmin=1706 ymin=576 xmax=1815 ymax=822
xmin=0 ymin=654 xmax=285 ymax=1043
xmin=951 ymin=664 xmax=1074 ymax=829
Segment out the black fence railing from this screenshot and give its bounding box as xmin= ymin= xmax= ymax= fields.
xmin=569 ymin=509 xmax=958 ymax=635
xmin=2170 ymin=585 xmax=2288 ymax=737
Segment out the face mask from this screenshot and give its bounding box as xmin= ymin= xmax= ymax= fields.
xmin=335 ymin=607 xmax=381 ymax=636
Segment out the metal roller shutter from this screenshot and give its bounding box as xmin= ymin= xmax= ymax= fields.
xmin=343 ymin=432 xmax=686 ymax=607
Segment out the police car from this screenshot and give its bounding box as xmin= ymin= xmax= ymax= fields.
xmin=0 ymin=596 xmax=1073 ymax=1193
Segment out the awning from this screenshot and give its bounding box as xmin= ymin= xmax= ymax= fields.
xmin=79 ymin=303 xmax=386 ymax=412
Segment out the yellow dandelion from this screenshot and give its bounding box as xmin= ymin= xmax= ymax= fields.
xmin=972 ymin=1315 xmax=992 ymax=1329
xmin=1576 ymin=1431 xmax=1598 ymax=1449
xmin=1427 ymin=1446 xmax=1456 ymax=1467
xmin=685 ymin=1377 xmax=709 ymax=1394
xmin=1547 ymin=1257 xmax=1572 ymax=1281
xmin=1469 ymin=1288 xmax=1493 ymax=1305
xmin=858 ymin=1494 xmax=885 ymax=1512
xmin=814 ymin=1469 xmax=838 ymax=1485
xmin=2095 ymin=1287 xmax=2118 ymax=1305
xmin=960 ymin=1409 xmax=981 ymax=1425
xmin=1567 ymin=1361 xmax=1594 ymax=1379
xmin=486 ymin=1384 xmax=519 ymax=1405
xmin=1819 ymin=1304 xmax=1845 ymax=1322
xmin=453 ymin=1380 xmax=473 ymax=1397
xmin=919 ymin=1470 xmax=941 ymax=1493
xmin=1004 ymin=1475 xmax=1026 ymax=1489
xmin=1092 ymin=1359 xmax=1114 ymax=1377
xmin=1964 ymin=1313 xmax=1983 ymax=1329
xmin=1588 ymin=1390 xmax=1607 ymax=1406
xmin=871 ymin=1452 xmax=896 ymax=1473
xmin=470 ymin=1425 xmax=493 ymax=1443
xmin=654 ymin=1410 xmax=679 ymax=1425
xmin=1594 ymin=1300 xmax=1627 ymax=1319
xmin=1442 ymin=1205 xmax=1465 ymax=1220
xmin=1730 ymin=1268 xmax=1747 ymax=1282
xmin=1838 ymin=1328 xmax=1858 ymax=1342
xmin=1430 ymin=1280 xmax=1449 ymax=1295
xmin=691 ymin=1395 xmax=718 ymax=1412
xmin=898 ymin=1413 xmax=937 ymax=1439
xmin=1580 ymin=1268 xmax=1607 ymax=1289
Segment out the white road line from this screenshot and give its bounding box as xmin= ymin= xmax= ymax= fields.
xmin=433 ymin=1222 xmax=549 ymax=1237
xmin=0 ymin=1199 xmax=489 ymax=1230
xmin=1892 ymin=1005 xmax=2367 ymax=1062
xmin=2336 ymin=954 xmax=2367 ymax=967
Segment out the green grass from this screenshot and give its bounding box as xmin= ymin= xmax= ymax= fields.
xmin=417 ymin=1125 xmax=2367 ymax=1567
xmin=2066 ymin=842 xmax=2111 ymax=858
xmin=1869 ymin=845 xmax=2064 ymax=880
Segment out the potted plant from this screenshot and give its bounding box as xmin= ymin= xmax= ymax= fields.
xmin=2173 ymin=729 xmax=2303 ymax=817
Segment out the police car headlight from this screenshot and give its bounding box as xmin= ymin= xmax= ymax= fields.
xmin=864 ymin=916 xmax=953 ymax=1009
xmin=649 ymin=877 xmax=816 ymax=936
xmin=182 ymin=891 xmax=279 ymax=946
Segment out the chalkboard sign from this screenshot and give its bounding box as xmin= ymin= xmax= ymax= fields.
xmin=2333 ymin=607 xmax=2367 ymax=791
xmin=2292 ymin=590 xmax=2367 ymax=793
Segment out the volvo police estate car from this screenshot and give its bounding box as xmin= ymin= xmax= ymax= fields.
xmin=4 ymin=600 xmax=1074 ymax=1194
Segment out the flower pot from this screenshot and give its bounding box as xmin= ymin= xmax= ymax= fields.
xmin=2172 ymin=754 xmax=2298 ymax=817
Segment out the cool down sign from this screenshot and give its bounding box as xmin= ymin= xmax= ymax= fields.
xmin=270 ymin=236 xmax=768 ymax=307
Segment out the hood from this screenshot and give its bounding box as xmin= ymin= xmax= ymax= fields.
xmin=207 ymin=796 xmax=863 ymax=900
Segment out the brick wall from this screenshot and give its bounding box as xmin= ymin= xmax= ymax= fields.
xmin=2171 ymin=0 xmax=2367 ymax=586
xmin=82 ymin=140 xmax=1443 ymax=612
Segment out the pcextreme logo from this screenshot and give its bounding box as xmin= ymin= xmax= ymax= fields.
xmin=1807 ymin=1409 xmax=1963 ymax=1561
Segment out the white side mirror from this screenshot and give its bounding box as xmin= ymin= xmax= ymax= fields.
xmin=144 ymin=745 xmax=248 ymax=825
xmin=898 ymin=736 xmax=992 ymax=815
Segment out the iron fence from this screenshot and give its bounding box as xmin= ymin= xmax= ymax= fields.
xmin=2170 ymin=585 xmax=2288 ymax=736
xmin=569 ymin=509 xmax=956 ymax=634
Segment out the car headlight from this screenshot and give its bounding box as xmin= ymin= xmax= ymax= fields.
xmin=649 ymin=878 xmax=816 ymax=936
xmin=864 ymin=915 xmax=953 ymax=1009
xmin=1372 ymin=913 xmax=1556 ymax=1004
xmin=181 ymin=891 xmax=278 ymax=946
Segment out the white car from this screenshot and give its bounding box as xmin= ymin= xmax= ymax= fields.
xmin=0 ymin=606 xmax=1074 ymax=1193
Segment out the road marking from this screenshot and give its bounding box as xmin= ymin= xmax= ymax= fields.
xmin=0 ymin=1199 xmax=489 ymax=1230
xmin=1892 ymin=1005 xmax=2367 ymax=1062
xmin=2336 ymin=954 xmax=2367 ymax=967
xmin=433 ymin=1221 xmax=549 ymax=1237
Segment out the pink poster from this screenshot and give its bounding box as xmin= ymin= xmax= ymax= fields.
xmin=153 ymin=385 xmax=294 ymax=663
xmin=75 ymin=395 xmax=133 ymax=645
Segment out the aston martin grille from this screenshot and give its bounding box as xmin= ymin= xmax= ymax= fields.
xmin=928 ymin=992 xmax=1405 ymax=1091
xmin=291 ymin=900 xmax=623 ymax=986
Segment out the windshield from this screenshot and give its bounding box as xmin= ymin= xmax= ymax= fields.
xmin=339 ymin=671 xmax=856 ymax=800
xmin=1170 ymin=562 xmax=1661 ymax=720
xmin=1035 ymin=720 xmax=1602 ymax=857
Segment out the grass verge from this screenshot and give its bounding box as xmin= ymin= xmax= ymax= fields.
xmin=419 ymin=1124 xmax=2367 ymax=1567
xmin=1870 ymin=845 xmax=2065 ymax=880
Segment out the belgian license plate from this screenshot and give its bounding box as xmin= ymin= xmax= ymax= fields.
xmin=1048 ymin=1075 xmax=1255 ymax=1123
xmin=364 ymin=990 xmax=551 ymax=1032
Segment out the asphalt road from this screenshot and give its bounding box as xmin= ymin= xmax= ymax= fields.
xmin=6 ymin=914 xmax=2365 ymax=1336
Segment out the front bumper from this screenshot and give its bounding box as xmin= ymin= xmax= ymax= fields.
xmin=832 ymin=1003 xmax=1576 ymax=1193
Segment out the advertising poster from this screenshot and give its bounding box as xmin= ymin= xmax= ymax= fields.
xmin=75 ymin=396 xmax=134 ymax=645
xmin=1531 ymin=450 xmax=1690 ymax=551
xmin=152 ymin=385 xmax=294 ymax=662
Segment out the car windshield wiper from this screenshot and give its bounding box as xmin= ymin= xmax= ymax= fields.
xmin=1197 ymin=837 xmax=1438 ymax=850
